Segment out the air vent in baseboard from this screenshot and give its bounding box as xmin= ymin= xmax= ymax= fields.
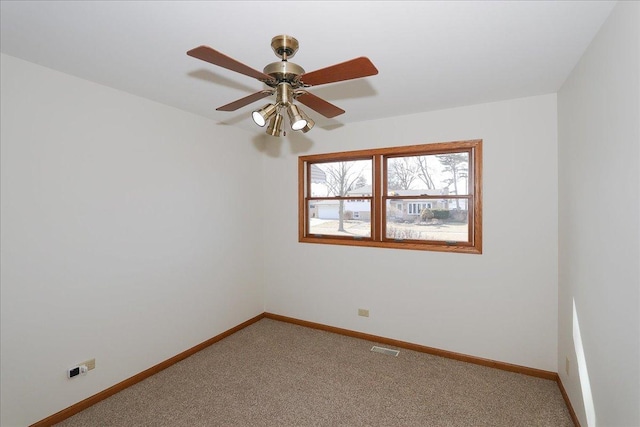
xmin=371 ymin=346 xmax=400 ymax=357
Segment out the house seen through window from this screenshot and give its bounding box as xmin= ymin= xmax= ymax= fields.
xmin=299 ymin=140 xmax=482 ymax=254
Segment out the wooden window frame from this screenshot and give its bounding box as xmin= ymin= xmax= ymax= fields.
xmin=298 ymin=139 xmax=482 ymax=254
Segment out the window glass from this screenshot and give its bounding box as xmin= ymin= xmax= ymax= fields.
xmin=307 ymin=200 xmax=372 ymax=238
xmin=385 ymin=199 xmax=469 ymax=243
xmin=310 ymin=160 xmax=372 ymax=197
xmin=387 ymin=153 xmax=469 ymax=195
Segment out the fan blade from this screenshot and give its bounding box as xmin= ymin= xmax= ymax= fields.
xmin=216 ymin=90 xmax=274 ymax=112
xmin=296 ymin=92 xmax=345 ymax=118
xmin=187 ymin=45 xmax=274 ymax=83
xmin=301 ymin=57 xmax=378 ymax=87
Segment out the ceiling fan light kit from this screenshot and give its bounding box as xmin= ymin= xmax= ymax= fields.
xmin=252 ymin=103 xmax=277 ymax=127
xmin=287 ymin=104 xmax=307 ymax=131
xmin=299 ymin=109 xmax=315 ymax=133
xmin=266 ymin=113 xmax=284 ymax=137
xmin=187 ymin=35 xmax=378 ymax=137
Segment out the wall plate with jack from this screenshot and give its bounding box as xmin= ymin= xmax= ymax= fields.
xmin=68 ymin=364 xmax=89 ymax=379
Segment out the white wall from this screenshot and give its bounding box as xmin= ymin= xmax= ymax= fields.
xmin=558 ymin=2 xmax=640 ymax=426
xmin=0 ymin=54 xmax=265 ymax=427
xmin=262 ymin=94 xmax=559 ymax=372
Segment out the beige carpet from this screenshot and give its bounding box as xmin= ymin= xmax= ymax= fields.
xmin=56 ymin=318 xmax=573 ymax=426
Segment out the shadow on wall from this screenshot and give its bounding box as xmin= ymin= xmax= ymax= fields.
xmin=252 ymin=132 xmax=314 ymax=157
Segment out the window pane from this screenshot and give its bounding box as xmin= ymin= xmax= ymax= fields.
xmin=308 ymin=200 xmax=371 ymax=238
xmin=310 ymin=160 xmax=372 ymax=197
xmin=386 ymin=199 xmax=469 ymax=242
xmin=387 ymin=153 xmax=469 ymax=196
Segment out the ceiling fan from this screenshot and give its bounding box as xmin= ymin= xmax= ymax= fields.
xmin=187 ymin=35 xmax=378 ymax=136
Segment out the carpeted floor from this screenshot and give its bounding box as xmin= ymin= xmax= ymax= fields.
xmin=56 ymin=318 xmax=573 ymax=426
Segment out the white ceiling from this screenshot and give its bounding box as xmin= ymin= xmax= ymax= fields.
xmin=0 ymin=1 xmax=616 ymax=133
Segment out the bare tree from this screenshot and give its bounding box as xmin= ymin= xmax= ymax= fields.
xmin=415 ymin=156 xmax=436 ymax=189
xmin=387 ymin=157 xmax=419 ymax=190
xmin=322 ymin=161 xmax=366 ymax=232
xmin=436 ymin=153 xmax=468 ymax=209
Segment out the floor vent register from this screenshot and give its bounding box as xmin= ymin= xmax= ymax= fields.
xmin=370 ymin=346 xmax=400 ymax=357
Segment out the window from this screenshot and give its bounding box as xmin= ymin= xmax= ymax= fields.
xmin=408 ymin=202 xmax=432 ymax=215
xmin=298 ymin=139 xmax=482 ymax=254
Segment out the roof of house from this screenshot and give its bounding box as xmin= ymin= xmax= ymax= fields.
xmin=347 ymin=186 xmax=449 ymax=197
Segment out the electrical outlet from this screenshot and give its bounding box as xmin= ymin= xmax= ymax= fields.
xmin=565 ymin=356 xmax=570 ymax=376
xmin=358 ymin=308 xmax=369 ymax=317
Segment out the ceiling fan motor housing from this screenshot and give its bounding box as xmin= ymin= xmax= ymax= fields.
xmin=263 ymin=61 xmax=305 ymax=86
